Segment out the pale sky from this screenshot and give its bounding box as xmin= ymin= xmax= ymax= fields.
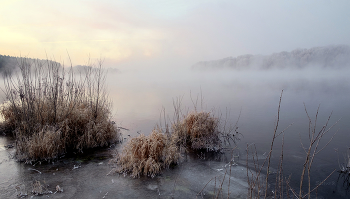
xmin=1 ymin=0 xmax=350 ymax=70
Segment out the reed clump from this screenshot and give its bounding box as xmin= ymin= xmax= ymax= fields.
xmin=171 ymin=111 xmax=221 ymax=151
xmin=111 ymin=107 xmax=240 ymax=178
xmin=0 ymin=58 xmax=119 ymax=162
xmin=111 ymin=128 xmax=179 ymax=178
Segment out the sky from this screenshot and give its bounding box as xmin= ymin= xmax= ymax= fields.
xmin=1 ymin=0 xmax=350 ymax=70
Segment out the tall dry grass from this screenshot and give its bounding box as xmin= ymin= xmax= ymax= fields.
xmin=110 ymin=128 xmax=179 ymax=178
xmin=246 ymin=91 xmax=339 ymax=199
xmin=0 ymin=57 xmax=119 ymax=162
xmin=175 ymin=94 xmax=242 ymax=151
xmin=171 ymin=102 xmax=241 ymax=152
xmin=171 ymin=111 xmax=221 ymax=151
xmin=193 ymin=91 xmax=340 ymax=199
xmin=110 ymin=99 xmax=241 ymax=178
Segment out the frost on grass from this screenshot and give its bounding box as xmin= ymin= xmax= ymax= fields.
xmin=110 ymin=128 xmax=179 ymax=178
xmin=171 ymin=111 xmax=221 ymax=151
xmin=111 ymin=110 xmax=240 ymax=178
xmin=0 ymin=58 xmax=119 ymax=162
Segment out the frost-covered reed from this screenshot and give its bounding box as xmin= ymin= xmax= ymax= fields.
xmin=0 ymin=58 xmax=119 ymax=162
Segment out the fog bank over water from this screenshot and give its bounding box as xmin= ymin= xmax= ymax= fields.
xmin=108 ymin=59 xmax=350 ymax=199
xmin=1 ymin=48 xmax=350 ymax=198
xmin=1 ymin=47 xmax=349 ymax=142
xmin=193 ymin=45 xmax=350 ymax=70
xmin=108 ymin=49 xmax=350 ymax=144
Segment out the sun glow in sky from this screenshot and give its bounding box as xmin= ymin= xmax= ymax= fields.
xmin=1 ymin=0 xmax=350 ymax=69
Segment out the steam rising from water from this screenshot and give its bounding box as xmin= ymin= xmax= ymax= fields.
xmin=108 ymin=60 xmax=350 ymax=141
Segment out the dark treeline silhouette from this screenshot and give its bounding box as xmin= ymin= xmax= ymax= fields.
xmin=0 ymin=54 xmax=20 ymax=74
xmin=0 ymin=55 xmax=120 ymax=76
xmin=0 ymin=55 xmax=62 ymax=75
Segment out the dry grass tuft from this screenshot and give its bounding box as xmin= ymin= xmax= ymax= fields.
xmin=0 ymin=58 xmax=119 ymax=162
xmin=15 ymin=126 xmax=64 ymax=161
xmin=111 ymin=128 xmax=179 ymax=178
xmin=32 ymin=180 xmax=43 ymax=195
xmin=111 ymin=109 xmax=238 ymax=178
xmin=110 ymin=98 xmax=240 ymax=178
xmin=172 ymin=111 xmax=221 ymax=151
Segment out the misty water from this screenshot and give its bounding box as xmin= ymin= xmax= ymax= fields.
xmin=1 ymin=65 xmax=350 ymax=198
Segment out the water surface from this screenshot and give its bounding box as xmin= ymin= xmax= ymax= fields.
xmin=1 ymin=66 xmax=350 ymax=198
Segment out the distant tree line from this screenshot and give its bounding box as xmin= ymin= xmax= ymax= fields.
xmin=0 ymin=55 xmax=63 ymax=76
xmin=193 ymin=45 xmax=350 ymax=70
xmin=0 ymin=54 xmax=20 ymax=74
xmin=0 ymin=55 xmax=120 ymax=76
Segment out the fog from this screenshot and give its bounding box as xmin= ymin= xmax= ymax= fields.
xmin=1 ymin=1 xmax=350 ymax=197
xmin=1 ymin=1 xmax=350 ymax=70
xmin=107 ymin=55 xmax=350 ymax=142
